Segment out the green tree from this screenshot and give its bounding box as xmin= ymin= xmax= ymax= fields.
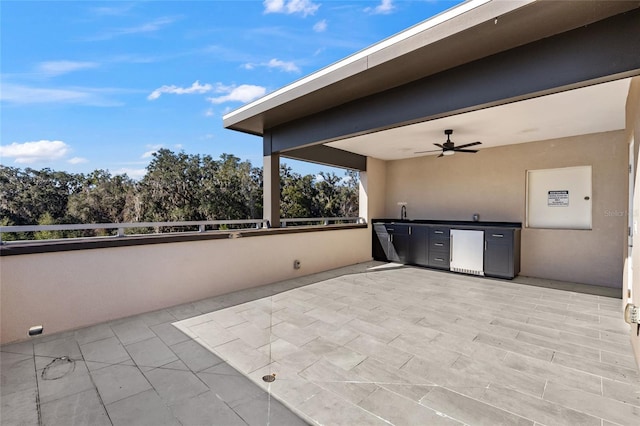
xmin=137 ymin=150 xmax=263 ymax=223
xmin=280 ymin=165 xmax=317 ymax=218
xmin=314 ymin=172 xmax=343 ymax=217
xmin=0 ymin=166 xmax=82 ymax=225
xmin=210 ymin=154 xmax=261 ymax=220
xmin=67 ymin=170 xmax=135 ymax=224
xmin=339 ymin=169 xmax=360 ymax=217
xmin=138 ymin=149 xmax=205 ymax=222
xmin=33 ymin=212 xmax=63 ymax=240
xmin=0 ymin=155 xmax=359 ymax=234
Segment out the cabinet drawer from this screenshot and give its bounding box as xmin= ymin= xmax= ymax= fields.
xmin=485 ymin=230 xmax=513 ymax=242
xmin=383 ymin=225 xmax=410 ymax=235
xmin=430 ymin=240 xmax=450 ymax=251
xmin=429 ymin=227 xmax=450 ymax=239
xmin=428 ymin=252 xmax=450 ymax=268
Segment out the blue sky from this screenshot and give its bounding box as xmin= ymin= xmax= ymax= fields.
xmin=1 ymin=0 xmax=464 ymax=179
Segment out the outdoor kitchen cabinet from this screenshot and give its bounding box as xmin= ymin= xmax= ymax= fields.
xmin=373 ymin=223 xmax=428 ymax=265
xmin=373 ymin=223 xmax=410 ymax=263
xmin=372 ymin=224 xmax=388 ymax=261
xmin=483 ymin=228 xmax=521 ymax=279
xmin=427 ymin=226 xmax=450 ymax=269
xmin=408 ymin=225 xmax=429 ymax=266
xmin=372 ymin=219 xmax=521 ymax=279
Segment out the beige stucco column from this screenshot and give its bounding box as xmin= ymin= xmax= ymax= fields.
xmin=359 ymin=157 xmax=387 ymax=222
xmin=264 ymin=154 xmax=280 ymax=228
xmin=627 ymin=76 xmax=640 ymax=369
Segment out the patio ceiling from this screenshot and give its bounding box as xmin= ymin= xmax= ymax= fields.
xmin=326 ymin=78 xmax=631 ymax=160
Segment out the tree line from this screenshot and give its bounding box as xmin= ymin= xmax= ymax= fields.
xmin=0 ymin=149 xmax=359 ymax=239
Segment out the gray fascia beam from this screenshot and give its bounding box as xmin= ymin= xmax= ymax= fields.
xmin=282 ymin=145 xmax=367 ymax=171
xmin=267 ymin=8 xmax=640 ymax=153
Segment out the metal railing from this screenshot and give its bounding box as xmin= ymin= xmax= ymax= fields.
xmin=0 ymin=220 xmax=268 ymax=244
xmin=280 ymin=217 xmax=366 ymax=227
xmin=0 ymin=217 xmax=366 ymax=244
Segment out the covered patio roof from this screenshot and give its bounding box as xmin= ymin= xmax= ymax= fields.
xmin=223 ymin=0 xmax=640 ymax=170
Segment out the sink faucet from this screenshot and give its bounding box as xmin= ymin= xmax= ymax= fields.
xmin=400 ymin=205 xmax=407 ymax=220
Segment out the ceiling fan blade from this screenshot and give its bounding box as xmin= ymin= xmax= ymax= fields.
xmin=453 ymin=149 xmax=479 ymax=153
xmin=414 ymin=149 xmax=442 ymax=154
xmin=434 ymin=143 xmax=445 ymax=149
xmin=437 ymin=153 xmax=444 ymax=158
xmin=455 ymin=141 xmax=482 ymax=149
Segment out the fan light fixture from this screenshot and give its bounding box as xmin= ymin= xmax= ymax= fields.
xmin=414 ymin=129 xmax=482 ymax=157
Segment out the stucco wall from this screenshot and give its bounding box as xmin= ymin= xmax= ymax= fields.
xmin=359 ymin=157 xmax=387 ymax=222
xmin=627 ymin=77 xmax=640 ymax=366
xmin=384 ymin=131 xmax=628 ymax=287
xmin=0 ymin=228 xmax=370 ymax=344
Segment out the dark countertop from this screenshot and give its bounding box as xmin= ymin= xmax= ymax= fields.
xmin=372 ymin=219 xmax=522 ymax=229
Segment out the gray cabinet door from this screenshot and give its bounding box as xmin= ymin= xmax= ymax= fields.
xmin=372 ymin=223 xmax=410 ymax=263
xmin=484 ymin=230 xmax=514 ymax=278
xmin=408 ymin=225 xmax=428 ymax=266
xmin=372 ymin=224 xmax=389 ymax=261
xmin=389 ymin=224 xmax=410 ymax=263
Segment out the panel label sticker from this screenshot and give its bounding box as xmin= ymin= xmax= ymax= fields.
xmin=548 ymin=190 xmax=569 ymax=207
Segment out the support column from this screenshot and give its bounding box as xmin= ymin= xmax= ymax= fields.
xmin=263 ymin=154 xmax=280 ymax=228
xmin=359 ymin=157 xmax=387 ymax=223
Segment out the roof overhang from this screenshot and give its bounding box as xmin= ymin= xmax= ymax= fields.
xmin=223 ymin=0 xmax=640 ymax=136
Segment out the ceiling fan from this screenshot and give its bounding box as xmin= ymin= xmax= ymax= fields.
xmin=415 ymin=129 xmax=482 ymax=157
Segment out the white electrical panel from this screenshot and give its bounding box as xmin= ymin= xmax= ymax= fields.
xmin=526 ymin=165 xmax=592 ymax=229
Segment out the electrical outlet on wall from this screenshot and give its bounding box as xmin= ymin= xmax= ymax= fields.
xmin=397 ymin=202 xmax=407 ymax=206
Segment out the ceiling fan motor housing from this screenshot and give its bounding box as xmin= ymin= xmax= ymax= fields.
xmin=414 ymin=129 xmax=481 ymax=155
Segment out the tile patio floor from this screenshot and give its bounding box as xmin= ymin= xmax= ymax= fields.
xmin=2 ymin=261 xmax=639 ymax=425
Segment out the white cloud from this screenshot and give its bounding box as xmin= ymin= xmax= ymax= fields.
xmin=68 ymin=157 xmax=89 ymax=164
xmin=365 ymin=0 xmax=395 ymax=15
xmin=141 ymin=144 xmax=163 ymax=159
xmin=243 ymin=59 xmax=300 ymax=73
xmin=264 ymin=0 xmax=285 ymax=13
xmin=1 ymin=84 xmax=89 ymax=104
xmin=0 ymin=140 xmax=70 ymax=164
xmin=90 ymin=4 xmax=135 ymax=16
xmin=88 ymin=17 xmax=177 ymax=41
xmin=266 ymin=59 xmax=300 ymax=73
xmin=313 ymin=19 xmax=327 ymax=32
xmin=148 ymin=80 xmax=213 ymax=100
xmin=207 ymin=84 xmax=267 ymax=104
xmin=38 ymin=60 xmax=99 ymax=76
xmin=204 ymin=108 xmax=215 ymax=117
xmin=113 ymin=168 xmax=147 ymax=180
xmin=0 ymin=83 xmax=124 ymax=106
xmin=263 ymin=0 xmax=320 ymax=17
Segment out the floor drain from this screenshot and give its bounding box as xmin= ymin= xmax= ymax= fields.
xmin=41 ymin=356 xmax=75 ymax=380
xmin=262 ymin=373 xmax=276 ymax=383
